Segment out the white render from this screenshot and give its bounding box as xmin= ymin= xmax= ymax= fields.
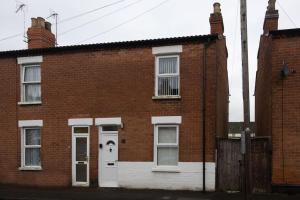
xmin=17 ymin=56 xmax=43 ymax=64
xmin=95 ymin=117 xmax=122 ymax=126
xmin=18 ymin=120 xmax=43 ymax=127
xmin=68 ymin=118 xmax=93 ymax=126
xmin=118 ymin=162 xmax=215 ymax=191
xmin=151 ymin=116 xmax=182 ymax=124
xmin=152 ymin=45 xmax=183 ymax=55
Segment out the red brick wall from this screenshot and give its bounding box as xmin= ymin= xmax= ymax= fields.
xmin=215 ymin=38 xmax=229 ymax=137
xmin=27 ymin=27 xmax=55 ymax=49
xmin=255 ymin=35 xmax=273 ymax=137
xmin=256 ymin=35 xmax=300 ymax=185
xmin=0 ymin=41 xmax=228 ymax=187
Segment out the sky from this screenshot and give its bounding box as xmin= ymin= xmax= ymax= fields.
xmin=0 ymin=0 xmax=299 ymax=122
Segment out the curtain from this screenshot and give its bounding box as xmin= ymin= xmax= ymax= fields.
xmin=24 ymin=66 xmax=41 ymax=102
xmin=25 ymin=129 xmax=41 ymax=166
xmin=25 ymin=84 xmax=41 ymax=102
xmin=158 ymin=127 xmax=177 ymax=143
xmin=25 ymin=129 xmax=40 ymax=145
xmin=159 ymin=57 xmax=178 ymax=74
xmin=157 ymin=127 xmax=178 ymax=166
xmin=157 ymin=147 xmax=178 ymax=166
xmin=158 ymin=76 xmax=179 ymax=96
xmin=24 ymin=66 xmax=41 ymax=82
xmin=25 ymin=148 xmax=40 ymax=166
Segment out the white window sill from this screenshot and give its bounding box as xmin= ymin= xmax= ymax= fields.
xmin=18 ymin=101 xmax=42 ymax=105
xmin=152 ymin=166 xmax=180 ymax=173
xmin=152 ymin=96 xmax=181 ymax=100
xmin=19 ymin=166 xmax=42 ymax=171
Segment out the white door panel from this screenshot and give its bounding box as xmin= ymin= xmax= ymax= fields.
xmin=72 ymin=132 xmax=89 ymax=187
xmin=99 ymin=132 xmax=118 ymax=187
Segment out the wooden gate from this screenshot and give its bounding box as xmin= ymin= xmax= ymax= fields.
xmin=216 ymin=137 xmax=271 ymax=193
xmin=250 ymin=137 xmax=271 ymax=193
xmin=216 ymin=138 xmax=242 ymax=191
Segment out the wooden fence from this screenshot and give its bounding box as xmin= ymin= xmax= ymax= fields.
xmin=216 ymin=137 xmax=271 ymax=193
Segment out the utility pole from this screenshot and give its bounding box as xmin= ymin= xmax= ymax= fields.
xmin=240 ymin=0 xmax=251 ymax=200
xmin=240 ymin=0 xmax=250 ymax=128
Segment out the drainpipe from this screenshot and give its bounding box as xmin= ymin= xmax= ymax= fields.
xmin=202 ymin=40 xmax=210 ymax=192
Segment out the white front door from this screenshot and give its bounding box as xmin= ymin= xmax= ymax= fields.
xmin=72 ymin=127 xmax=90 ymax=187
xmin=99 ymin=128 xmax=118 ymax=187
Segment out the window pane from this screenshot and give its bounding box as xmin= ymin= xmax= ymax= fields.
xmin=157 ymin=147 xmax=178 ymax=166
xmin=76 ymin=163 xmax=87 ymax=182
xmin=158 ymin=127 xmax=177 ymax=144
xmin=76 ymin=137 xmax=87 ymax=161
xmin=74 ymin=127 xmax=89 ymax=134
xmin=25 ymin=148 xmax=40 ymax=166
xmin=102 ymin=126 xmax=118 ymax=132
xmin=24 ymin=66 xmax=41 ymax=82
xmin=25 ymin=129 xmax=40 ymax=145
xmin=25 ymin=84 xmax=41 ymax=102
xmin=158 ymin=76 xmax=179 ymax=96
xmin=159 ymin=57 xmax=178 ymax=74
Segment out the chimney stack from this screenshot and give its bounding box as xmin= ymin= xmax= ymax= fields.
xmin=263 ymin=0 xmax=279 ymax=34
xmin=209 ymin=2 xmax=224 ymax=35
xmin=27 ymin=17 xmax=56 ymax=49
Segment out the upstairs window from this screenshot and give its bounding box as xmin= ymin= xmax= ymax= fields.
xmin=155 ymin=55 xmax=180 ymax=97
xmin=22 ymin=65 xmax=41 ymax=103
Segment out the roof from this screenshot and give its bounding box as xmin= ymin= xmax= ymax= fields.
xmin=270 ymin=28 xmax=300 ymax=37
xmin=228 ymin=122 xmax=256 ymax=133
xmin=0 ymin=34 xmax=218 ymax=58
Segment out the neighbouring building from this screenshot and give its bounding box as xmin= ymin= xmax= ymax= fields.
xmin=0 ymin=3 xmax=228 ymax=191
xmin=255 ymin=0 xmax=300 ymax=191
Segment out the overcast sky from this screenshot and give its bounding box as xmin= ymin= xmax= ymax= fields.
xmin=0 ymin=0 xmax=299 ymax=122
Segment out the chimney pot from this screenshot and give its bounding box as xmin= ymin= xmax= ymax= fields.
xmin=213 ymin=2 xmax=221 ymax=14
xmin=209 ymin=2 xmax=224 ymax=35
xmin=267 ymin=0 xmax=276 ymax=12
xmin=45 ymin=22 xmax=52 ymax=31
xmin=31 ymin=18 xmax=38 ymax=27
xmin=37 ymin=17 xmax=45 ymax=28
xmin=263 ymin=0 xmax=278 ymax=34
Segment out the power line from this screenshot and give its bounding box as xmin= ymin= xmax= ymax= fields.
xmin=0 ymin=0 xmax=127 ymax=43
xmin=59 ymin=0 xmax=144 ymax=36
xmin=0 ymin=33 xmax=23 ymax=43
xmin=59 ymin=0 xmax=126 ymax=24
xmin=79 ymin=0 xmax=171 ymax=44
xmin=277 ymin=0 xmax=297 ymax=28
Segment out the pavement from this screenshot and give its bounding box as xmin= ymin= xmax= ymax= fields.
xmin=0 ymin=185 xmax=300 ymax=200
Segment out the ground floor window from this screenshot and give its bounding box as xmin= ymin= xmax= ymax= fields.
xmin=22 ymin=128 xmax=41 ymax=167
xmin=155 ymin=125 xmax=179 ymax=166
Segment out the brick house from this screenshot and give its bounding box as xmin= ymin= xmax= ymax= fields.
xmin=0 ymin=3 xmax=228 ymax=191
xmin=255 ymin=0 xmax=300 ymax=190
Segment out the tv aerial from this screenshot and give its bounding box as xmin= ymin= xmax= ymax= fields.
xmin=15 ymin=1 xmax=27 ymax=43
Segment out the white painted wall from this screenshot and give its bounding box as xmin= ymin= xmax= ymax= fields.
xmin=118 ymin=162 xmax=215 ymax=191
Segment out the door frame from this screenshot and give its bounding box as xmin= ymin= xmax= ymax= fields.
xmin=72 ymin=126 xmax=90 ymax=187
xmin=98 ymin=126 xmax=119 ymax=187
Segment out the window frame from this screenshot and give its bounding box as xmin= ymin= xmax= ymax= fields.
xmin=153 ymin=124 xmax=179 ymax=170
xmin=20 ymin=64 xmax=42 ymax=104
xmin=20 ymin=127 xmax=42 ymax=170
xmin=155 ymin=55 xmax=180 ymax=97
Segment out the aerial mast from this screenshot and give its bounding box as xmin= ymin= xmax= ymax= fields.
xmin=47 ymin=11 xmax=59 ymax=46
